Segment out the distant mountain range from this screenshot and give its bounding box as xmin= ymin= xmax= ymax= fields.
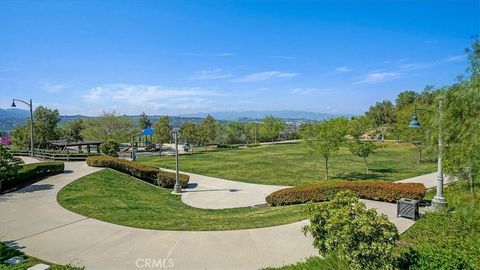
xmin=179 ymin=110 xmax=341 ymax=121
xmin=0 ymin=108 xmax=349 ymax=132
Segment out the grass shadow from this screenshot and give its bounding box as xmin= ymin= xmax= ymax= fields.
xmin=333 ymin=172 xmax=383 ymax=180
xmin=371 ymin=168 xmax=398 ymax=173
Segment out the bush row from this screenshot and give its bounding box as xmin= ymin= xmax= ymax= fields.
xmin=1 ymin=162 xmax=65 ymax=192
xmin=216 ymin=144 xmax=240 ymax=149
xmin=246 ymin=142 xmax=261 ymax=148
xmin=266 ymin=181 xmax=426 ymax=206
xmin=86 ymin=156 xmax=189 ymax=188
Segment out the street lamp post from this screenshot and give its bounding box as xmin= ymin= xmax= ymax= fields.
xmin=172 ymin=128 xmax=182 ymax=193
xmin=11 ymin=98 xmax=34 ymax=157
xmin=409 ymin=100 xmax=447 ymax=209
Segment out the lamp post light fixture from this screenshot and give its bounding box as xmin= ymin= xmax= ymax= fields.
xmin=409 ymin=100 xmax=447 ymax=209
xmin=11 ymin=98 xmax=34 ymax=157
xmin=171 ymin=128 xmax=182 ymax=193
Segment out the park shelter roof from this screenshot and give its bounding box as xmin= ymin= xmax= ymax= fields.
xmin=142 ymin=127 xmax=154 ymax=135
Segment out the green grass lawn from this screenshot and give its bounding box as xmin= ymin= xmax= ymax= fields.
xmin=57 ymin=169 xmax=308 ymax=231
xmin=138 ymin=142 xmax=436 ymax=186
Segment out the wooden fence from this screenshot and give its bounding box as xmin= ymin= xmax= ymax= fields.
xmin=11 ymin=148 xmax=98 ymax=161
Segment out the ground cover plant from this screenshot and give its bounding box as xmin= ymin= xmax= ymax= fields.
xmin=57 ymin=169 xmax=308 ymax=231
xmin=138 ymin=142 xmax=436 ymax=186
xmin=397 ymin=181 xmax=479 ymax=269
xmin=266 ymin=181 xmax=426 ymax=206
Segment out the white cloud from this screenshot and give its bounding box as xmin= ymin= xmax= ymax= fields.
xmin=353 ymin=72 xmax=400 ymax=84
xmin=291 ymin=87 xmax=328 ymax=95
xmin=189 ymin=69 xmax=233 ymax=80
xmin=234 ymin=71 xmax=298 ymax=82
xmin=83 ymin=84 xmax=216 ymax=105
xmin=43 ymin=82 xmax=70 ymax=93
xmin=445 ymin=55 xmax=466 ymax=62
xmin=335 ymin=66 xmax=352 ymax=73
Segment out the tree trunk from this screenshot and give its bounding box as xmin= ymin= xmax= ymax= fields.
xmin=381 ymin=129 xmax=385 ymax=141
xmin=325 ymin=157 xmax=329 ymax=180
xmin=159 ymin=143 xmax=162 ymax=156
xmin=417 ymin=148 xmax=422 ymax=164
xmin=363 ymin=157 xmax=369 ymax=174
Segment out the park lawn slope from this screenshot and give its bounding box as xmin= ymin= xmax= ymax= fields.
xmin=138 ymin=142 xmax=436 ymax=186
xmin=57 ymin=169 xmax=308 ymax=231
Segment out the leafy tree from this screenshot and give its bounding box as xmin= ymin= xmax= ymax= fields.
xmin=226 ymin=121 xmax=245 ymax=144
xmin=244 ymin=122 xmax=260 ymax=144
xmin=11 ymin=106 xmax=61 ymax=149
xmin=0 ymin=144 xmax=23 ymax=191
xmin=153 ymin=116 xmax=171 ymax=155
xmin=348 ymin=141 xmax=382 ymax=173
xmin=180 ymin=122 xmax=200 ymax=152
xmin=365 ymin=100 xmax=397 ymax=140
xmin=200 ymin=115 xmax=217 ymax=150
xmin=443 ymin=39 xmax=480 ymax=190
xmin=33 ymin=106 xmax=61 ymax=148
xmin=81 ymin=111 xmax=134 ymax=143
xmin=99 ymin=140 xmax=120 ymax=157
xmin=260 ymin=115 xmax=285 ymax=143
xmin=138 ymin=112 xmax=152 ymax=129
xmin=303 ymin=190 xmax=399 ymax=270
xmin=301 ymin=118 xmax=348 ymax=180
xmin=60 ymin=120 xmax=84 ymax=143
xmin=347 ymin=115 xmax=371 ymax=139
xmin=395 ymin=90 xmax=418 ymax=110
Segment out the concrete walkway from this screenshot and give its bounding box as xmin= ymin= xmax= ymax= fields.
xmin=0 ymin=158 xmax=438 ymax=269
xmin=1 ymin=160 xmax=316 ymax=270
xmin=395 ymin=172 xmax=456 ymax=188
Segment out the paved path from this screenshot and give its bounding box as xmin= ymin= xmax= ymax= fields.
xmin=1 ymin=160 xmax=316 ymax=270
xmin=395 ymin=172 xmax=456 ymax=189
xmin=0 ymin=158 xmax=439 ymax=269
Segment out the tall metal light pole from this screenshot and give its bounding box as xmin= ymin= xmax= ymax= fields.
xmin=11 ymin=98 xmax=34 ymax=157
xmin=172 ymin=128 xmax=182 ymax=193
xmin=409 ymin=100 xmax=447 ymax=209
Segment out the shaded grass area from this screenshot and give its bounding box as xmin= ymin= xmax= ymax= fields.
xmin=138 ymin=142 xmax=436 ymax=186
xmin=57 ymin=169 xmax=308 ymax=231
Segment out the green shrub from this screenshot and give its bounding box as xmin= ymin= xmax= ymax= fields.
xmin=216 ymin=144 xmax=240 ymax=149
xmin=303 ymin=190 xmax=399 ymax=270
xmin=99 ymin=140 xmax=120 ymax=157
xmin=1 ymin=162 xmax=64 ymax=192
xmin=266 ymin=181 xmax=425 ymax=206
xmin=247 ymin=142 xmax=261 ymax=147
xmin=86 ymin=156 xmax=189 ymax=188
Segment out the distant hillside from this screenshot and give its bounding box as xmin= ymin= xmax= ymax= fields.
xmin=0 ymin=109 xmax=350 ymax=132
xmin=0 ymin=108 xmax=31 ymax=119
xmin=180 ymin=110 xmax=344 ymax=121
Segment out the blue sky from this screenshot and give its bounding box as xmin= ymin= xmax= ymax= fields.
xmin=0 ymin=0 xmax=478 ymax=116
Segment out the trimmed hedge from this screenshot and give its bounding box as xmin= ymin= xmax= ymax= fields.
xmin=1 ymin=162 xmax=65 ymax=192
xmin=216 ymin=144 xmax=240 ymax=149
xmin=266 ymin=181 xmax=426 ymax=206
xmin=246 ymin=142 xmax=261 ymax=148
xmin=86 ymin=156 xmax=189 ymax=188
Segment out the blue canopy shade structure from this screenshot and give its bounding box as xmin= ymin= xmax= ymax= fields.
xmin=142 ymin=127 xmax=154 ymax=135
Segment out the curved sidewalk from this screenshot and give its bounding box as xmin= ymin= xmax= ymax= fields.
xmin=0 ymin=161 xmax=316 ymax=270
